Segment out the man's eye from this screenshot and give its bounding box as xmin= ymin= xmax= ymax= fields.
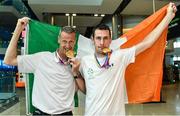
xmin=62 ymin=41 xmax=67 ymax=44
xmin=104 ymin=37 xmax=108 ymax=40
xmin=96 ymin=37 xmax=101 ymax=40
xmin=69 ymin=41 xmax=74 ymax=45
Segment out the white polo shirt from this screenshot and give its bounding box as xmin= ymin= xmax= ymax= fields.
xmin=17 ymin=51 xmax=75 ymax=114
xmin=80 ymin=47 xmax=136 ymax=116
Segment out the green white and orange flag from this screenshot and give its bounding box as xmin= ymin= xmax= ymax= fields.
xmin=24 ymin=5 xmax=168 ymax=113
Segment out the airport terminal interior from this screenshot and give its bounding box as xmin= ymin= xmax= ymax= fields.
xmin=0 ymin=0 xmax=180 ymax=115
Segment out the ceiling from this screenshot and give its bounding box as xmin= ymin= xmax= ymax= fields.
xmin=0 ymin=5 xmax=23 ymax=40
xmin=28 ymin=0 xmax=180 ymax=17
xmin=28 ymin=0 xmax=123 ymax=35
xmin=121 ymin=0 xmax=180 ymax=15
xmin=0 ymin=6 xmax=22 ymax=30
xmin=27 ymin=0 xmax=180 ymax=35
xmin=0 ymin=0 xmax=180 ymax=36
xmin=28 ymin=0 xmax=123 ymax=19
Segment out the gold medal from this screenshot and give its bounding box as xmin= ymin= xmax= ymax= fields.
xmin=66 ymin=50 xmax=75 ymax=59
xmin=102 ymin=48 xmax=111 ymax=54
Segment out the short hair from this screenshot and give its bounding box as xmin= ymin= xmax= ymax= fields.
xmin=62 ymin=26 xmax=76 ymax=33
xmin=59 ymin=26 xmax=76 ymax=37
xmin=92 ymin=24 xmax=111 ymax=38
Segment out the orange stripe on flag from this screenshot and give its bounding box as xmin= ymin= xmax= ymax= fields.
xmin=121 ymin=5 xmax=168 ymax=103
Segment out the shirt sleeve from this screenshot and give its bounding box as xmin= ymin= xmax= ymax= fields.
xmin=115 ymin=46 xmax=136 ymax=66
xmin=125 ymin=46 xmax=136 ymax=65
xmin=17 ymin=52 xmax=43 ymax=73
xmin=79 ymin=57 xmax=85 ymax=78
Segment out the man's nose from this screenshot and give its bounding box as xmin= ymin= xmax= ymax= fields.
xmin=100 ymin=39 xmax=104 ymax=45
xmin=65 ymin=43 xmax=71 ymax=49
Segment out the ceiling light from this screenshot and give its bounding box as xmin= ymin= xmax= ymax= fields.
xmin=72 ymin=14 xmax=76 ymax=16
xmin=94 ymin=14 xmax=98 ymax=17
xmin=73 ymin=26 xmax=76 ymax=28
xmin=65 ymin=13 xmax=69 ymax=16
xmin=101 ymin=14 xmax=105 ymax=17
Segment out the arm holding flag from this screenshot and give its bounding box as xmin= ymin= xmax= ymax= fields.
xmin=135 ymin=3 xmax=177 ymax=56
xmin=4 ymin=17 xmax=30 ymax=65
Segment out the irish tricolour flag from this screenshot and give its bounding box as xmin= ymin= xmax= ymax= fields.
xmin=24 ymin=5 xmax=168 ymax=114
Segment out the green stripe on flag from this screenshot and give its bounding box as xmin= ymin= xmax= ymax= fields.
xmin=28 ymin=20 xmax=60 ymax=53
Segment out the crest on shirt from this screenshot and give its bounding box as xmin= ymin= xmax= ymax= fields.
xmin=87 ymin=68 xmax=94 ymax=79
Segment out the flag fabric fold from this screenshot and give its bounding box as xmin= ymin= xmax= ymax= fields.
xmin=121 ymin=5 xmax=168 ymax=103
xmin=24 ymin=5 xmax=168 ymax=113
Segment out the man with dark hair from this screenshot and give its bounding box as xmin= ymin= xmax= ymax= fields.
xmin=4 ymin=17 xmax=80 ymax=115
xmin=92 ymin=24 xmax=111 ymax=38
xmin=75 ymin=3 xmax=177 ymax=115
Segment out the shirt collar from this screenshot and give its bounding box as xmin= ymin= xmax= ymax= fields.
xmin=54 ymin=50 xmax=59 ymax=63
xmin=54 ymin=49 xmax=69 ymax=65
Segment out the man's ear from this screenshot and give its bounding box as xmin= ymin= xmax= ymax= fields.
xmin=90 ymin=35 xmax=93 ymax=41
xmin=58 ymin=38 xmax=61 ymax=44
xmin=110 ymin=38 xmax=112 ymax=44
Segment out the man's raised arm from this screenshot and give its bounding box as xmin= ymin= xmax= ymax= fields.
xmin=135 ymin=3 xmax=177 ymax=56
xmin=3 ymin=17 xmax=30 ymax=66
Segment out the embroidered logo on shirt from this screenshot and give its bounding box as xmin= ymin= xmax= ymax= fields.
xmin=87 ymin=68 xmax=94 ymax=79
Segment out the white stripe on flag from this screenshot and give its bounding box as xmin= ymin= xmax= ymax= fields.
xmin=77 ymin=35 xmax=127 ymax=58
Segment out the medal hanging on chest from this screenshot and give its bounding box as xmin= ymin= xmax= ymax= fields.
xmin=56 ymin=50 xmax=75 ymax=65
xmin=59 ymin=58 xmax=69 ymax=65
xmin=94 ymin=50 xmax=112 ymax=69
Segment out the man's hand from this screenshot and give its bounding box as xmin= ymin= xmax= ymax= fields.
xmin=16 ymin=17 xmax=30 ymax=32
xmin=69 ymin=58 xmax=86 ymax=94
xmin=4 ymin=17 xmax=30 ymax=66
xmin=167 ymin=3 xmax=177 ymax=20
xmin=68 ymin=58 xmax=80 ymax=76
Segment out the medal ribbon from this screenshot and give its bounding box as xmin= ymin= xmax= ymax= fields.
xmin=94 ymin=51 xmax=112 ymax=69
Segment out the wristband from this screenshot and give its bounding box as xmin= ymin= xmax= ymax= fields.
xmin=74 ymin=76 xmax=78 ymax=79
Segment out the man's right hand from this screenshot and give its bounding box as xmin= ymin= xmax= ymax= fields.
xmin=16 ymin=17 xmax=30 ymax=32
xmin=3 ymin=17 xmax=30 ymax=66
